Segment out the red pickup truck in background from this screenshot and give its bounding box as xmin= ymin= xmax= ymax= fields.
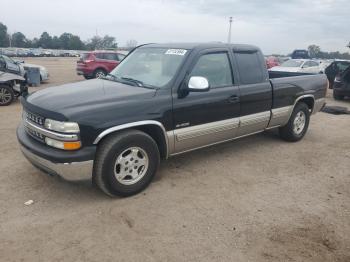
xmin=76 ymin=51 xmax=126 ymax=79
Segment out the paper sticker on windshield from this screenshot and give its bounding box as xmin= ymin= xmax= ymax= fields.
xmin=165 ymin=49 xmax=187 ymax=56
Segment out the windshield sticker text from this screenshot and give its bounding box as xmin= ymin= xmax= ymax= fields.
xmin=165 ymin=49 xmax=187 ymax=56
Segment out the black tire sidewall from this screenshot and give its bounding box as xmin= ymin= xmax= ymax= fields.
xmin=93 ymin=69 xmax=106 ymax=79
xmin=101 ymin=133 xmax=159 ymax=196
xmin=333 ymin=91 xmax=343 ymax=100
xmin=289 ymin=103 xmax=310 ymax=140
xmin=0 ymin=86 xmax=14 ymax=106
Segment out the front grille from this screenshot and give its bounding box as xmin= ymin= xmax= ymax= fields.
xmin=24 ymin=125 xmax=45 ymax=142
xmin=24 ymin=111 xmax=45 ymax=126
xmin=23 ymin=110 xmax=46 ymax=143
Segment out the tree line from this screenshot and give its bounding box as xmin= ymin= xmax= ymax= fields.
xmin=308 ymin=45 xmax=350 ymax=60
xmin=0 ymin=22 xmax=119 ymax=50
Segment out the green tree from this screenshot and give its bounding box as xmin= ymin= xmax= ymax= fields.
xmin=31 ymin=37 xmax=39 ymax=48
xmin=58 ymin=33 xmax=85 ymax=50
xmin=11 ymin=32 xmax=27 ymax=47
xmin=0 ymin=22 xmax=10 ymax=47
xmin=86 ymin=35 xmax=117 ymax=50
xmin=308 ymin=45 xmax=321 ymax=58
xmin=68 ymin=35 xmax=85 ymax=50
xmin=51 ymin=36 xmax=62 ymax=49
xmin=100 ymin=35 xmax=117 ymax=49
xmin=85 ymin=36 xmax=102 ymax=50
xmin=59 ymin=33 xmax=73 ymax=49
xmin=38 ymin=32 xmax=53 ymax=48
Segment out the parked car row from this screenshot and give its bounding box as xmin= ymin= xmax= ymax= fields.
xmin=0 ymin=48 xmax=81 ymax=57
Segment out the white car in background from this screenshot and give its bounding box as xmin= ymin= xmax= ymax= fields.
xmin=22 ymin=63 xmax=50 ymax=82
xmin=270 ymin=59 xmax=323 ymax=74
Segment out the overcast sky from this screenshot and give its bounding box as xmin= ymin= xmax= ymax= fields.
xmin=2 ymin=0 xmax=349 ymax=54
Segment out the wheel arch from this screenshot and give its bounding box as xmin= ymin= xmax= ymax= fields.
xmin=93 ymin=67 xmax=108 ymax=74
xmin=294 ymin=95 xmax=315 ymax=112
xmin=93 ymin=121 xmax=169 ymax=159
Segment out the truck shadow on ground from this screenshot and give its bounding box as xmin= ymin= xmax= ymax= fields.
xmin=23 ymin=129 xmax=281 ymax=201
xmin=155 ymin=129 xmax=280 ymax=182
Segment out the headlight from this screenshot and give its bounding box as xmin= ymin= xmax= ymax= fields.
xmin=44 ymin=119 xmax=80 ymax=133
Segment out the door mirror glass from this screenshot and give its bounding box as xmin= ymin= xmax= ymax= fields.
xmin=188 ymin=76 xmax=210 ymax=92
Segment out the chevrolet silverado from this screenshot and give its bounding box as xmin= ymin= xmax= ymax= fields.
xmin=17 ymin=43 xmax=327 ymax=196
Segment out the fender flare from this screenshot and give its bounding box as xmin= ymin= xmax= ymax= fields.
xmin=93 ymin=120 xmax=169 ymax=158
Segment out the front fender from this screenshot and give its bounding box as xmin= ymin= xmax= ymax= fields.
xmin=0 ymin=72 xmax=25 ymax=83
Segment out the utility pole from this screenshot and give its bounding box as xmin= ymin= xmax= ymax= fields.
xmin=9 ymin=33 xmax=12 ymax=48
xmin=227 ymin=17 xmax=233 ymax=43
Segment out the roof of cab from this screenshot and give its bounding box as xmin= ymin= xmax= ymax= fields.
xmin=141 ymin=42 xmax=260 ymax=52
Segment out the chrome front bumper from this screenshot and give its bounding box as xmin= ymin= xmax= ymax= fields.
xmin=20 ymin=145 xmax=93 ymax=181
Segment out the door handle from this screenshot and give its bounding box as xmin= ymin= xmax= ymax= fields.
xmin=227 ymin=95 xmax=239 ymax=104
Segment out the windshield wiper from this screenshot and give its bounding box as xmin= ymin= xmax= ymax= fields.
xmin=120 ymin=77 xmax=145 ymax=87
xmin=102 ymin=73 xmax=120 ymax=82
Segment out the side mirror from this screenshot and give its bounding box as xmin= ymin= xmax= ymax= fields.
xmin=188 ymin=76 xmax=210 ymax=92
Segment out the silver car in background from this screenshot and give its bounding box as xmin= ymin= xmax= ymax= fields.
xmin=22 ymin=63 xmax=49 ymax=82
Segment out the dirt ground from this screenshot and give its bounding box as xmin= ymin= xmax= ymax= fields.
xmin=0 ymin=57 xmax=350 ymax=262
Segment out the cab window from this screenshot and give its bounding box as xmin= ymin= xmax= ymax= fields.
xmin=234 ymin=51 xmax=264 ymax=84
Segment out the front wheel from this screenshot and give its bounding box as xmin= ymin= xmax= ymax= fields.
xmin=279 ymin=102 xmax=310 ymax=142
xmin=0 ymin=85 xmax=15 ymax=106
xmin=93 ymin=130 xmax=160 ymax=197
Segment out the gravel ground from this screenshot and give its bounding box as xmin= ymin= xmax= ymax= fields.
xmin=0 ymin=57 xmax=349 ymax=262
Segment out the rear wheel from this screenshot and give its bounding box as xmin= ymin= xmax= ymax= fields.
xmin=333 ymin=92 xmax=344 ymax=100
xmin=279 ymin=102 xmax=310 ymax=142
xmin=93 ymin=69 xmax=106 ymax=79
xmin=0 ymin=85 xmax=14 ymax=106
xmin=93 ymin=130 xmax=160 ymax=197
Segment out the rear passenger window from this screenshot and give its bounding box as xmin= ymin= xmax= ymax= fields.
xmin=235 ymin=52 xmax=264 ymax=84
xmin=95 ymin=53 xmax=104 ymax=59
xmin=104 ymin=53 xmax=118 ymax=60
xmin=190 ymin=53 xmax=233 ymax=88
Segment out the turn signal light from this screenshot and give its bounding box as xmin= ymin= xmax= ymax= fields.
xmin=63 ymin=141 xmax=82 ymax=150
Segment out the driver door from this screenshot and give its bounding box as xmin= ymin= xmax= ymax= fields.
xmin=171 ymin=49 xmax=240 ymax=154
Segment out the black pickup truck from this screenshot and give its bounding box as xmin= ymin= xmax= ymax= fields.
xmin=17 ymin=43 xmax=327 ymax=196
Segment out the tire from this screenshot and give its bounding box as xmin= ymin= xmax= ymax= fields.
xmin=0 ymin=85 xmax=15 ymax=106
xmin=83 ymin=75 xmax=93 ymax=80
xmin=93 ymin=69 xmax=106 ymax=79
xmin=333 ymin=92 xmax=344 ymax=100
xmin=279 ymin=102 xmax=310 ymax=142
xmin=93 ymin=130 xmax=160 ymax=197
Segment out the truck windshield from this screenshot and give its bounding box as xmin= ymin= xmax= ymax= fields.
xmin=109 ymin=47 xmax=188 ymax=88
xmin=281 ymin=60 xmax=304 ymax=67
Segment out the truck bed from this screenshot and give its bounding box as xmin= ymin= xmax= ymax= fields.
xmin=269 ymin=72 xmax=328 ymax=109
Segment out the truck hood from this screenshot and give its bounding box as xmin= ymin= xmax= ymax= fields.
xmin=269 ymin=66 xmax=301 ymax=72
xmin=25 ymin=79 xmax=156 ymax=118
